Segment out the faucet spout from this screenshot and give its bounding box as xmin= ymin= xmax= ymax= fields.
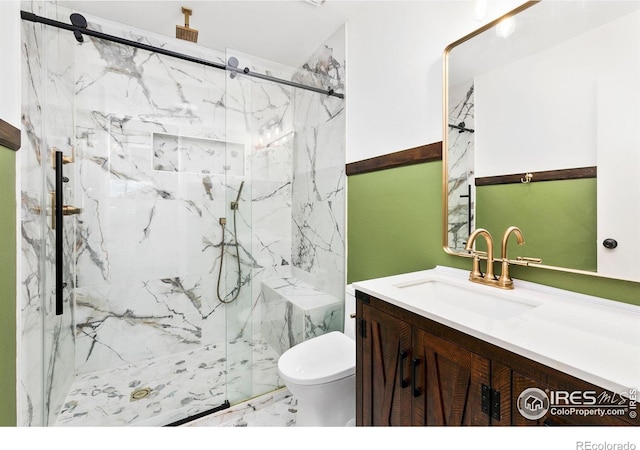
xmin=498 ymin=226 xmax=525 ymax=289
xmin=464 ymin=228 xmax=497 ymax=284
xmin=500 ymin=226 xmax=524 ymax=260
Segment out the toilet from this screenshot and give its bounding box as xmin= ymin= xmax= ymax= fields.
xmin=277 ymin=285 xmax=356 ymax=427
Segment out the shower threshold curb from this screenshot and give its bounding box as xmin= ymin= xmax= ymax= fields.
xmin=165 ymin=400 xmax=231 ymax=426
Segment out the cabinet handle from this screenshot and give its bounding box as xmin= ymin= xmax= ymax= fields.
xmin=399 ymin=351 xmax=409 ymax=388
xmin=412 ymin=358 xmax=422 ymax=398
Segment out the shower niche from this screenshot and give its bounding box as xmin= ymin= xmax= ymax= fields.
xmin=19 ymin=2 xmax=345 ymax=427
xmin=152 ymin=133 xmax=245 ymax=176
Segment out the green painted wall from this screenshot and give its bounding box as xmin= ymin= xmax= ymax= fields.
xmin=348 ymin=162 xmax=467 ymax=282
xmin=347 ymin=161 xmax=640 ymax=307
xmin=476 ymin=179 xmax=597 ymax=272
xmin=0 ymin=146 xmax=17 ymax=426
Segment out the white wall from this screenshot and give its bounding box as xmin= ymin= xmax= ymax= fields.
xmin=0 ymin=1 xmax=21 ymax=127
xmin=345 ymin=0 xmax=522 ymax=163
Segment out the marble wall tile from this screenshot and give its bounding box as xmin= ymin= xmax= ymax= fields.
xmin=152 ymin=133 xmax=245 ymax=176
xmin=73 ymin=274 xmax=225 ymax=374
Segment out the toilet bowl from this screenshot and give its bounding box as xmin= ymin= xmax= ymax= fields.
xmin=277 ymin=285 xmax=356 ymax=426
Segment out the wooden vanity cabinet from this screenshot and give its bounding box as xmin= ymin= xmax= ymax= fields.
xmin=355 ymin=291 xmax=636 ymax=427
xmin=357 ymin=298 xmax=412 ymax=426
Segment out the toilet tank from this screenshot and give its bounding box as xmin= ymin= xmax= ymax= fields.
xmin=344 ymin=285 xmax=356 ymax=340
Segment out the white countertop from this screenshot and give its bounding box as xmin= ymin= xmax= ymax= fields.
xmin=353 ymin=266 xmax=640 ymax=395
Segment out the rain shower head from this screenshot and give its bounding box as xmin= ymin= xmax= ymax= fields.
xmin=176 ymin=7 xmax=198 ymax=43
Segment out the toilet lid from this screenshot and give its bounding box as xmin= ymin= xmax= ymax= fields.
xmin=278 ymin=331 xmax=355 ymax=386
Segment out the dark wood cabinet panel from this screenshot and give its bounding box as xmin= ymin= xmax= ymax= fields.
xmin=412 ymin=327 xmax=490 ymax=426
xmin=358 ymin=302 xmax=412 ymax=426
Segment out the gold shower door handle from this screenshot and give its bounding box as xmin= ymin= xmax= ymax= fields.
xmin=63 ymin=205 xmax=83 ymax=215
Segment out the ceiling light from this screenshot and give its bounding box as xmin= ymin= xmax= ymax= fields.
xmin=496 ymin=17 xmax=516 ymax=38
xmin=474 ymin=0 xmax=487 ymax=21
xmin=305 ymin=0 xmax=327 ymax=6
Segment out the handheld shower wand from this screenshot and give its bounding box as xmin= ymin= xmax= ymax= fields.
xmin=217 ymin=181 xmax=245 ymax=304
xmin=231 ymin=181 xmax=244 ymax=210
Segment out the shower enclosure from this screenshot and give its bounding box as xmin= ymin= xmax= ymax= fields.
xmin=19 ymin=2 xmax=345 ymax=426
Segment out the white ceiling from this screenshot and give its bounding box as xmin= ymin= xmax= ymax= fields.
xmin=57 ymin=0 xmax=371 ymax=67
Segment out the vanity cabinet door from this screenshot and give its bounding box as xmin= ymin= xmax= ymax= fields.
xmin=411 ymin=327 xmax=491 ymax=426
xmin=357 ymin=302 xmax=412 ymax=426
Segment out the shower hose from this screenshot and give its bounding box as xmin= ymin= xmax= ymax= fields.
xmin=216 ymin=188 xmax=243 ymax=304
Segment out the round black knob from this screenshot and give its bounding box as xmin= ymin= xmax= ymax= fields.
xmin=602 ymin=238 xmax=618 ymax=249
xmin=70 ymin=13 xmax=87 ymax=29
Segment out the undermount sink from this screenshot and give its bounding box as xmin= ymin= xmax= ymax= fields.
xmin=393 ymin=278 xmax=540 ymax=320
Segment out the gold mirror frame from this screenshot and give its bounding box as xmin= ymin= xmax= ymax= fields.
xmin=441 ymin=0 xmax=622 ymax=280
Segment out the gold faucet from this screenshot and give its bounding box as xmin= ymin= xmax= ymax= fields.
xmin=464 ymin=228 xmax=498 ymax=286
xmin=498 ymin=226 xmax=525 ymax=289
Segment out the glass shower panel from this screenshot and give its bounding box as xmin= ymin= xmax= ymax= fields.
xmin=19 ymin=1 xmax=78 ymax=426
xmin=223 ymin=49 xmax=254 ymax=406
xmin=70 ymin=32 xmax=232 ymax=424
xmin=19 ymin=4 xmax=235 ymax=425
xmin=290 ymin=70 xmax=346 ymax=306
xmin=224 ymin=49 xmax=301 ymax=405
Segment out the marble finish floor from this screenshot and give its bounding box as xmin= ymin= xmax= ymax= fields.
xmin=55 ymin=335 xmax=283 ymax=427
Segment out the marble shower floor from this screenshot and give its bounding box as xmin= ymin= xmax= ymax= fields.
xmin=55 ymin=334 xmax=283 ymax=427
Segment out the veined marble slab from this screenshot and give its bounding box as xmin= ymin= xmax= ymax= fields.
xmin=261 ymin=277 xmax=343 ymax=355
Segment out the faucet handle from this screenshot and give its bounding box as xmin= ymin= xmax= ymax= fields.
xmin=516 ymin=256 xmax=542 ymax=264
xmin=469 ymin=251 xmax=484 ymax=280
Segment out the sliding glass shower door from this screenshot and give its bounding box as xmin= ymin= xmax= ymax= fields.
xmin=68 ymin=26 xmax=252 ymax=425
xmin=20 ymin=3 xmax=260 ymax=426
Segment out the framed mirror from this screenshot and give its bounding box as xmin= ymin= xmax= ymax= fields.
xmin=443 ymin=0 xmax=640 ymax=283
